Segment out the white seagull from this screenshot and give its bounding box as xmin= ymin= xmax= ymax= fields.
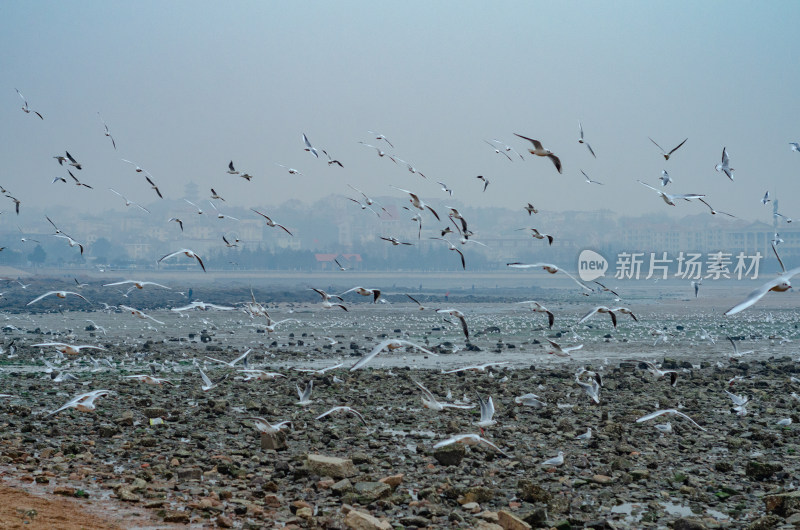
xmin=659 ymin=170 xmax=672 ymax=187
xmin=350 ymin=339 xmax=436 ymax=371
xmin=577 ymin=121 xmax=596 ymax=158
xmin=158 ymin=249 xmax=206 ymax=272
xmin=715 ymin=147 xmax=734 ymax=180
xmin=103 ymin=280 xmax=169 ymax=290
xmin=15 ymin=88 xmax=43 ymax=119
xmin=725 ymin=244 xmax=800 ymax=315
xmin=544 ymin=338 xmax=583 ymax=357
xmin=109 ymin=189 xmax=150 ymax=213
xmin=119 ymin=305 xmax=165 ymax=325
xmin=27 ymin=291 xmax=90 ymax=306
xmin=433 ymin=434 xmax=509 ymax=457
xmin=648 ymin=137 xmax=688 ymax=160
xmin=514 ymin=133 xmax=562 ymax=173
xmin=413 ymin=380 xmax=474 ymax=411
xmin=507 ymin=262 xmax=592 ymax=292
xmin=436 ymin=308 xmax=470 ymax=339
xmin=316 ymin=406 xmax=367 ymax=426
xmin=638 ymin=180 xmax=705 ymax=206
xmin=48 ymin=390 xmax=111 ymax=416
xmin=635 ymin=409 xmax=706 ymax=431
xmin=302 ymin=133 xmax=319 ymax=158
xmin=517 ymin=300 xmax=555 ymax=328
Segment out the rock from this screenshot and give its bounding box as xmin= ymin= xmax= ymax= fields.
xmin=433 ymin=443 xmax=465 ymax=466
xmin=53 ymin=486 xmax=75 ymax=496
xmin=115 ymin=411 xmax=134 ymax=426
xmin=521 ymin=506 xmax=548 ymax=527
xmin=261 ymin=431 xmax=287 ymax=451
xmin=400 ymin=515 xmax=431 ymax=526
xmin=354 ymin=481 xmax=391 ymax=503
xmin=498 ymin=509 xmax=531 ymax=530
xmin=461 ymin=487 xmax=495 ymax=504
xmin=177 ymin=467 xmax=203 ymax=481
xmin=307 ymin=454 xmax=356 ymax=479
xmin=591 ymin=475 xmax=613 ymax=484
xmin=746 ymin=460 xmax=783 ymax=481
xmin=462 ymin=502 xmax=480 ymax=512
xmin=672 ymin=518 xmax=706 ymax=530
xmin=378 ymin=473 xmax=404 ymax=488
xmin=163 ymin=512 xmax=190 ymax=523
xmin=332 ymin=478 xmax=353 ymax=495
xmin=517 ymin=480 xmax=551 ymax=503
xmin=746 ymin=516 xmax=783 ymax=530
xmin=344 ymin=509 xmax=392 ymax=530
xmin=216 ymin=515 xmax=234 ymax=528
xmin=764 ymin=490 xmax=800 ymax=516
xmin=116 ymin=487 xmax=140 ymax=502
xmin=143 ymin=407 xmax=167 ymax=419
xmin=296 ymin=507 xmax=313 ymax=519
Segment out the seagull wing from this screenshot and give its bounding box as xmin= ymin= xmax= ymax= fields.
xmin=669 ymin=138 xmax=688 ymax=155
xmin=648 ymin=137 xmax=666 ymax=154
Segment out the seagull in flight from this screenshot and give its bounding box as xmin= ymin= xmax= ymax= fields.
xmin=726 ymin=243 xmax=800 ymax=315
xmin=430 ymin=238 xmax=466 ymax=269
xmin=433 ymin=434 xmax=509 ymax=457
xmin=648 ymin=137 xmax=688 ymax=160
xmin=580 ymin=169 xmax=603 ymax=185
xmin=698 ymin=198 xmax=736 ymax=218
xmin=490 ymin=138 xmax=524 ymax=160
xmin=97 ymin=112 xmax=116 ymax=149
xmin=311 ymin=288 xmax=348 ymax=311
xmin=579 ymin=306 xmax=618 ymax=328
xmin=790 ymin=143 xmax=800 ymax=153
xmin=168 ymin=217 xmax=184 ymax=231
xmin=659 ymin=170 xmax=672 ymax=187
xmin=391 ymin=186 xmax=440 ymax=220
xmin=517 ymin=300 xmax=554 ymax=328
xmin=108 ymin=189 xmax=149 ymax=213
xmin=322 ymin=149 xmax=343 ymax=167
xmin=103 ymin=280 xmax=169 ymax=290
xmin=316 ymin=406 xmax=367 ymax=426
xmin=544 ymin=338 xmax=583 ymax=357
xmin=119 ymin=305 xmax=164 ymax=325
xmin=302 ymin=133 xmax=319 ymax=158
xmin=158 ymin=249 xmax=206 ymax=272
xmin=516 ymin=227 xmax=554 ymax=245
xmin=340 ymin=286 xmax=381 ymax=303
xmin=210 ymin=188 xmax=225 ymax=201
xmin=48 ymin=390 xmax=111 ymax=416
xmin=15 ymin=89 xmax=43 ymax=119
xmin=350 ymin=339 xmax=436 ymax=371
xmin=577 ymin=121 xmax=596 ymax=158
xmin=367 ymin=130 xmax=394 ymax=148
xmin=715 ymin=147 xmax=734 ymax=180
xmin=435 ymin=308 xmax=469 ymax=339
xmin=628 ymin=359 xmax=678 ymax=386
xmin=27 ymin=290 xmax=90 ymax=306
xmin=507 ymin=262 xmax=592 ymax=292
xmin=145 ymin=175 xmax=163 ymax=198
xmin=636 ymin=409 xmax=706 ymax=431
xmin=514 ymin=133 xmax=562 ymax=173
xmin=762 ymin=191 xmax=771 ymax=205
xmin=483 ymin=139 xmax=513 ymax=161
xmin=251 ymin=209 xmax=293 ymax=235
xmin=524 ymin=203 xmax=538 ymax=215
xmin=32 ymin=342 xmax=105 ymax=355
xmin=441 ymin=362 xmax=509 ymax=374
xmin=198 ymin=367 xmax=227 ymax=392
xmin=413 ymin=380 xmax=474 ymax=411
xmin=476 ymin=175 xmax=490 ymax=192
xmin=206 ymin=349 xmax=252 ymax=369
xmin=296 ymin=380 xmax=314 ymax=405
xmin=246 ymin=417 xmax=292 ymax=434
xmin=275 ymin=163 xmax=302 ymax=175
xmin=65 ymin=151 xmax=83 ymax=170
xmin=637 ymin=180 xmax=705 ymax=206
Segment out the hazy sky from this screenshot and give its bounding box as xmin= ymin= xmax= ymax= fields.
xmin=2 ymin=1 xmax=799 ymax=231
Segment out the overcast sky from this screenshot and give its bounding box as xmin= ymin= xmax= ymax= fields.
xmin=2 ymin=1 xmax=799 ymax=231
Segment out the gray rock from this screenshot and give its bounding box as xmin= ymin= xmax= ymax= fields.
xmin=433 ymin=443 xmax=465 ymax=466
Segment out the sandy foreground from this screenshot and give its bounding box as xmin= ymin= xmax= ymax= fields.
xmin=0 ymin=296 xmax=799 ymax=529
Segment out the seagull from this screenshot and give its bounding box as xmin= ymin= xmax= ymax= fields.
xmin=51 ymin=175 xmax=66 ymax=184
xmin=406 ymin=294 xmax=428 ymax=310
xmin=208 ymin=201 xmax=239 ymax=220
xmin=206 ymin=349 xmax=252 ymax=369
xmin=544 ymin=338 xmax=583 ymax=357
xmin=524 ymin=203 xmax=538 ymax=215
xmin=580 ymin=169 xmax=603 ymax=185
xmin=296 ymin=380 xmax=313 ymax=405
xmin=628 ymin=359 xmax=678 ymax=386
xmin=380 ymin=236 xmax=413 ymax=246
xmin=507 ymin=262 xmax=592 ymax=292
xmin=413 ymin=380 xmax=474 ymax=410
xmin=168 ymin=217 xmax=184 ymax=231
xmin=610 ymin=307 xmax=638 ymax=322
xmin=293 ymin=362 xmax=343 ymax=375
xmin=311 ymin=288 xmax=348 ymax=311
xmin=514 ymin=393 xmax=547 ymax=408
xmin=15 ymin=89 xmax=43 ymax=119
xmin=334 ymin=258 xmax=346 ymax=271
xmin=104 ymin=280 xmax=169 ymax=290
xmin=31 ymin=342 xmax=105 ymax=355
xmin=359 ymin=142 xmax=396 ymax=161
xmin=124 ymin=374 xmax=173 ymax=386
xmin=576 ymin=428 xmax=592 ymax=441
xmin=119 ymin=305 xmax=165 ymax=325
xmin=577 ymin=121 xmax=596 ymax=158
xmin=592 ymin=280 xmax=620 ymax=297
xmin=48 ymin=390 xmax=111 ymax=416
xmin=775 ymin=212 xmax=793 ymax=223
xmin=27 ymin=291 xmax=90 ymax=306
xmin=316 ymin=406 xmax=367 ymax=426
xmin=541 ymin=451 xmax=565 ymax=467
xmin=659 ymin=170 xmax=672 ymax=187
xmin=435 ymin=308 xmax=469 ymax=339
xmin=210 ymin=188 xmax=225 ymax=201
xmin=648 ymin=137 xmax=688 ymax=160
xmin=17 ymin=226 xmax=39 ymax=244
xmin=340 ymin=286 xmax=381 ymax=303
xmin=390 ymin=186 xmax=440 ymax=220
xmin=715 ymin=147 xmax=734 ymax=180
xmin=516 ymin=301 xmax=554 ymax=328
xmin=579 ymin=306 xmax=618 ymax=328
xmin=726 ymin=243 xmax=800 ymax=315
xmin=790 ymin=142 xmax=800 ymax=153
xmin=173 ymin=301 xmax=235 ymax=312
xmin=65 ymin=151 xmax=82 ymax=170
xmin=726 ymin=336 xmax=753 ymax=360
xmin=367 ymin=130 xmax=394 ymax=148
xmin=275 ymin=163 xmax=302 ymax=175
xmin=97 ymin=112 xmax=115 ymax=149
xmin=491 ymin=138 xmax=525 ymax=160
xmin=433 ymin=434 xmax=508 ymax=457
xmin=430 ymin=238 xmax=466 ymax=269
xmin=121 ymin=159 xmax=146 ymax=173
xmin=476 ymin=175 xmax=490 ymax=192
xmin=514 ymin=133 xmax=562 ymax=173
xmin=246 ymin=417 xmax=292 ymax=434
xmin=483 ymin=139 xmax=513 ymax=161
xmin=6 ymin=195 xmax=21 ymax=215
xmin=350 ymin=339 xmax=436 ymax=371
xmin=145 ymin=175 xmax=163 ymax=198
xmin=238 ymin=370 xmax=287 ymax=382
xmin=158 ymin=249 xmax=206 ymax=272
xmin=474 ymin=394 xmax=496 ymax=428
xmin=108 ymin=189 xmax=149 ymax=213
xmin=698 ymin=198 xmax=736 ymax=217
xmin=637 ymin=180 xmax=705 ymax=206
xmin=322 ymin=149 xmax=343 ymax=167
xmin=198 ymin=367 xmax=227 ymax=392
xmin=302 ymin=133 xmax=319 ymax=158
xmin=53 ymin=233 xmax=84 ymax=255
xmin=184 ymin=199 xmax=204 ymax=214
xmin=762 ymin=191 xmax=771 ymax=205
xmin=725 ymin=390 xmax=750 ymax=416
xmin=516 ymin=227 xmax=554 ymax=245
xmin=636 ymin=409 xmax=706 ymax=431
xmin=437 ymin=181 xmax=453 ymax=196
xmin=348 ymin=197 xmax=379 ymax=216
xmin=251 ymin=209 xmax=293 ymax=235
xmin=227 ymin=160 xmax=253 ymax=180
xmin=222 ymin=235 xmax=238 ymax=247
xmin=441 ymin=362 xmax=509 ymax=374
